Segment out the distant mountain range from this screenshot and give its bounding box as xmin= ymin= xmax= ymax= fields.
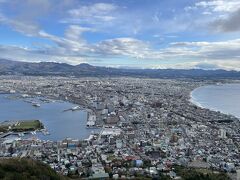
xmin=1 ymin=59 xmax=240 ymax=79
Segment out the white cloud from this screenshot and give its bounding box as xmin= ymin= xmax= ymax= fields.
xmin=93 ymin=38 xmax=199 ymax=60
xmin=195 ymin=0 xmax=240 ymax=13
xmin=38 ymin=30 xmax=92 ymax=54
xmin=92 ymin=37 xmax=240 ymax=69
xmin=0 ymin=44 xmax=90 ymax=64
xmin=69 ymin=3 xmax=116 ymax=16
xmin=63 ymin=3 xmax=117 ymax=24
xmin=184 ymin=0 xmax=240 ymax=32
xmin=0 ymin=12 xmax=93 ymax=54
xmin=151 ymin=60 xmax=240 ymax=71
xmin=94 ymin=38 xmax=151 ymax=59
xmin=64 ymin=25 xmax=94 ymax=42
xmin=170 ymin=39 xmax=240 ymax=61
xmin=0 ymin=13 xmax=40 ymax=36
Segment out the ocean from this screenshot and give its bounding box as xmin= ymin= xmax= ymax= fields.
xmin=191 ymin=84 xmax=240 ymax=118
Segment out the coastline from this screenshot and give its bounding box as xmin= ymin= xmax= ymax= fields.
xmin=189 ymin=83 xmax=240 ymax=119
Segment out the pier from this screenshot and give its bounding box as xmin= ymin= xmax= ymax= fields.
xmin=0 ymin=132 xmax=19 ymax=139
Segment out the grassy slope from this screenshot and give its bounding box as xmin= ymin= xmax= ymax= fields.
xmin=0 ymin=158 xmax=67 ymax=180
xmin=173 ymin=165 xmax=231 ymax=180
xmin=12 ymin=120 xmax=43 ymax=131
xmin=0 ymin=120 xmax=44 ymax=133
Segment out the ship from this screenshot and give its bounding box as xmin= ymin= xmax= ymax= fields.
xmin=32 ymin=103 xmax=41 ymax=107
xmin=41 ymin=129 xmax=50 ymax=135
xmin=71 ymin=106 xmax=81 ymax=111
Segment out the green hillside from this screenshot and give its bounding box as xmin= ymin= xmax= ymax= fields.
xmin=0 ymin=158 xmax=67 ymax=180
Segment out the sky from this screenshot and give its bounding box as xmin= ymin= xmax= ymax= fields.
xmin=0 ymin=0 xmax=240 ymax=70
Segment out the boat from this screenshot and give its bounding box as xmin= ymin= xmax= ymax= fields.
xmin=63 ymin=106 xmax=81 ymax=112
xmin=41 ymin=129 xmax=50 ymax=135
xmin=71 ymin=106 xmax=80 ymax=111
xmin=32 ymin=103 xmax=41 ymax=107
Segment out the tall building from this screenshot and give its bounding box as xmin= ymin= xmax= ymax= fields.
xmin=236 ymin=169 xmax=240 ymax=180
xmin=219 ymin=129 xmax=227 ymax=139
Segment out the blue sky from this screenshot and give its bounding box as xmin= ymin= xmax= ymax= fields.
xmin=0 ymin=0 xmax=240 ymax=70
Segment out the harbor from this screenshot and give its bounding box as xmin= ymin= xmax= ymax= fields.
xmin=0 ymin=94 xmax=94 ymax=141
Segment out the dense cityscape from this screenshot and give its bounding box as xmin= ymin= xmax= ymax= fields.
xmin=0 ymin=76 xmax=239 ymax=179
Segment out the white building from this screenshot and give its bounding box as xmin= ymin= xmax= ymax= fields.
xmin=116 ymin=139 xmax=123 ymax=149
xmin=219 ymin=129 xmax=227 ymax=139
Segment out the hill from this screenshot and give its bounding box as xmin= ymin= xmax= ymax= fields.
xmin=0 ymin=158 xmax=67 ymax=180
xmin=1 ymin=59 xmax=240 ymax=79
